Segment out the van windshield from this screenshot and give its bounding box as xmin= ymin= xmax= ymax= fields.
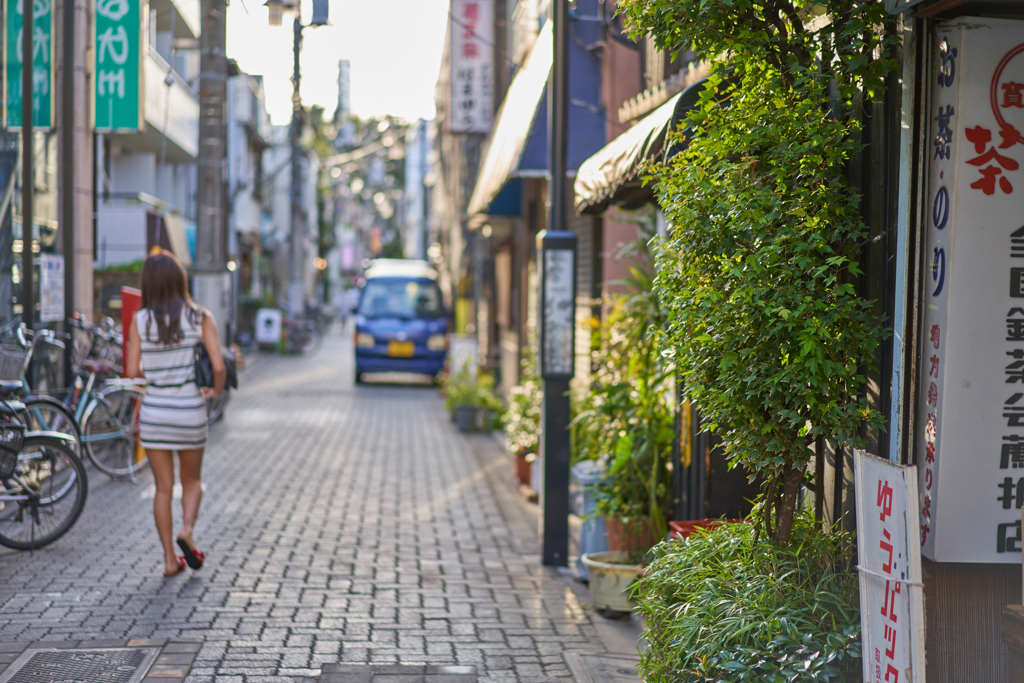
xmin=358 ymin=279 xmax=445 ymax=319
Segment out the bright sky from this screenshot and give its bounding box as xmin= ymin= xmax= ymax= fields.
xmin=226 ymin=0 xmax=450 ymax=125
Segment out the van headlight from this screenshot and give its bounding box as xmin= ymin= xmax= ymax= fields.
xmin=426 ymin=334 xmax=448 ymax=351
xmin=356 ymin=332 xmax=375 ymax=348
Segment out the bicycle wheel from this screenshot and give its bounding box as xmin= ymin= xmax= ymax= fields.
xmin=0 ymin=437 xmax=87 ymax=550
xmin=80 ymin=386 xmax=145 ymax=478
xmin=21 ymin=396 xmax=82 ymax=457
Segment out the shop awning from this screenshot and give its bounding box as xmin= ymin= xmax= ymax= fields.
xmin=466 ymin=22 xmax=553 ymax=219
xmin=574 ymin=79 xmax=705 ymax=215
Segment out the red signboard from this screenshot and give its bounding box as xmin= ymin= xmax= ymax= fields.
xmin=120 ymin=286 xmax=141 ymax=376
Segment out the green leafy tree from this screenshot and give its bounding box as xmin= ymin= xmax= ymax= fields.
xmin=619 ymin=0 xmax=896 ymax=543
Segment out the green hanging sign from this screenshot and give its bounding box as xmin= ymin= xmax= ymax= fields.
xmin=3 ymin=0 xmax=55 ymax=130
xmin=93 ymin=0 xmax=145 ymax=131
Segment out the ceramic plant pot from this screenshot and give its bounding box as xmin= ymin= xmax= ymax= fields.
xmin=668 ymin=519 xmax=745 ymax=540
xmin=515 ymin=451 xmax=533 ymax=486
xmin=581 ymin=551 xmax=642 ymax=616
xmin=604 ymin=517 xmax=656 ymax=554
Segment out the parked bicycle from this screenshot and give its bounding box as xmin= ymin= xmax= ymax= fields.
xmin=0 ymin=380 xmax=87 ymax=550
xmin=0 ymin=321 xmax=146 ymax=480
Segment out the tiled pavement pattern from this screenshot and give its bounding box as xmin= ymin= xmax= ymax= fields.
xmin=0 ymin=332 xmax=637 ymax=682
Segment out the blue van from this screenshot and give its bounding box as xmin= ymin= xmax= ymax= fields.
xmin=353 ymin=259 xmax=448 ymax=383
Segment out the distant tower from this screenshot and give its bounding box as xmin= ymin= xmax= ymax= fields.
xmin=335 ymin=60 xmax=351 ymax=123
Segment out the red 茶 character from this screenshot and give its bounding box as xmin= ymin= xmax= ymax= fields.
xmin=929 ymin=354 xmax=940 ymax=377
xmin=965 ymin=125 xmax=1019 ymax=195
xmin=462 ymin=1 xmax=479 ymax=21
xmin=925 ymin=441 xmax=935 ymax=464
xmin=930 ymin=324 xmax=941 ymax=350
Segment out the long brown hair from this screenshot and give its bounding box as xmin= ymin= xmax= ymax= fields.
xmin=140 ymin=251 xmax=202 ymax=345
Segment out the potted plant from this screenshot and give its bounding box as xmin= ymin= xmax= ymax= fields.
xmin=503 ymin=344 xmax=541 ymax=486
xmin=630 ymin=511 xmax=861 ymax=680
xmin=573 ymin=269 xmax=675 ymax=554
xmin=443 ymin=367 xmax=502 ymax=433
xmin=573 ymin=267 xmax=676 ymax=615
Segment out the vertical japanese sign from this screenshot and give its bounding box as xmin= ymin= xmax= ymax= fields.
xmin=918 ymin=18 xmax=1024 ymax=563
xmin=449 ymin=0 xmax=493 ymax=133
xmin=3 ymin=0 xmax=55 ymax=129
xmin=855 ymin=452 xmax=926 ymax=683
xmin=38 ymin=252 xmax=63 ymax=323
xmin=93 ymin=0 xmax=145 ymax=131
xmin=538 ymin=232 xmax=575 ymax=379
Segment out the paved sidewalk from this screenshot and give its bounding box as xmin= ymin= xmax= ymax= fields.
xmin=0 ymin=332 xmax=639 ymax=682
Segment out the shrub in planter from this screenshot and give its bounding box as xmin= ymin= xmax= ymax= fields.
xmin=443 ymin=366 xmax=503 ymax=432
xmin=631 ymin=511 xmax=860 ymax=682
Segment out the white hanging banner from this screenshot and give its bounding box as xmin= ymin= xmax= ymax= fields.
xmin=449 ymin=0 xmax=494 ymax=133
xmin=855 ymin=451 xmax=926 ymax=683
xmin=39 ymin=253 xmax=63 ymax=323
xmin=918 ymin=17 xmax=1024 ymax=563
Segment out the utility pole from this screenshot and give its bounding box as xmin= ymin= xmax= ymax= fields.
xmin=195 ymin=0 xmax=228 ymax=334
xmin=20 ymin=0 xmax=34 ymax=327
xmin=287 ymin=15 xmax=304 ymax=317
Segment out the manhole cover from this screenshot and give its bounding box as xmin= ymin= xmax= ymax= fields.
xmin=0 ymin=647 xmax=160 ymax=683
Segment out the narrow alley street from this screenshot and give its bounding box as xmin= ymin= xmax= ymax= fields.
xmin=0 ymin=331 xmax=639 ymax=682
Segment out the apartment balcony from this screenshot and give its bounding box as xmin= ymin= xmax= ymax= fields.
xmin=151 ymin=0 xmax=200 ymax=40
xmin=107 ymin=48 xmax=199 ymax=162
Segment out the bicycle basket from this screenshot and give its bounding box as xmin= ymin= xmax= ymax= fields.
xmin=0 ymin=344 xmax=26 ymax=381
xmin=0 ymin=418 xmax=25 ymax=480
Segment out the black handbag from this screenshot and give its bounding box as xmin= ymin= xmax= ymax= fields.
xmin=193 ymin=342 xmax=239 ymax=390
xmin=193 ymin=342 xmax=214 ymax=388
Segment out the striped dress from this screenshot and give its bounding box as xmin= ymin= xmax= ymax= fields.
xmin=136 ymin=306 xmax=209 ymax=450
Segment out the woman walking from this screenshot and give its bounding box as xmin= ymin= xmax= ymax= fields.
xmin=126 ymin=252 xmax=226 ymax=577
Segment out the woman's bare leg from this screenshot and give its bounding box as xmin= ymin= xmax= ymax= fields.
xmin=177 ymin=448 xmax=204 ymax=545
xmin=147 ymin=449 xmax=179 ymax=573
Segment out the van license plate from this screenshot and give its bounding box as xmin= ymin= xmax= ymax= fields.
xmin=388 ymin=341 xmax=415 ymax=357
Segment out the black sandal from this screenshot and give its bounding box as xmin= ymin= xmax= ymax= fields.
xmin=176 ymin=536 xmax=205 ymax=570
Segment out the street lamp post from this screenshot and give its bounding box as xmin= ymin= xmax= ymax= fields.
xmin=539 ymin=0 xmax=573 ymax=567
xmin=287 ymin=15 xmax=304 ymax=317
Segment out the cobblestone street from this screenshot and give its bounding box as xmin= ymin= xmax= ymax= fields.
xmin=0 ymin=331 xmax=638 ymax=682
